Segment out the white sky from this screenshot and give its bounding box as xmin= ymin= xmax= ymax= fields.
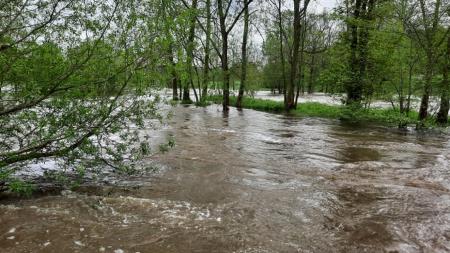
xmin=230 ymin=0 xmax=340 ymax=61
xmin=308 ymin=0 xmax=338 ymax=13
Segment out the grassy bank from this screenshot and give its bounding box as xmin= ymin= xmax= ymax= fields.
xmin=205 ymin=95 xmax=442 ymax=127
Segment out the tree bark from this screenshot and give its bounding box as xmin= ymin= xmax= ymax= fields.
xmin=170 ymin=53 xmax=178 ymax=100
xmin=184 ymin=0 xmax=199 ymax=103
xmin=437 ymin=35 xmax=450 ymax=124
xmin=419 ymin=51 xmax=434 ymax=120
xmin=216 ymin=0 xmax=253 ymax=111
xmin=346 ymin=0 xmax=376 ymax=105
xmin=286 ymin=0 xmax=302 ymax=111
xmin=295 ymin=14 xmax=307 ymax=107
xmin=276 ymin=0 xmax=287 ymax=102
xmin=307 ymin=50 xmax=316 ymax=94
xmin=347 ymin=0 xmax=363 ymax=104
xmin=201 ymin=0 xmax=212 ymax=100
xmin=417 ymin=0 xmax=442 ymax=120
xmin=236 ymin=0 xmax=250 ymax=108
xmin=218 ymin=0 xmax=230 ymax=111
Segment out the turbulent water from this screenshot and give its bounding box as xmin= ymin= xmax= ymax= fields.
xmin=1 ymin=105 xmax=450 ymax=253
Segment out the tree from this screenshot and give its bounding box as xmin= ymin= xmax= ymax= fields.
xmin=408 ymin=0 xmax=448 ymax=120
xmin=183 ymin=0 xmax=199 ymax=103
xmin=217 ymin=0 xmax=254 ymax=111
xmin=286 ymin=0 xmax=310 ymax=111
xmin=268 ymin=0 xmax=288 ymax=98
xmin=236 ymin=0 xmax=250 ymax=108
xmin=345 ymin=0 xmax=377 ymax=105
xmin=437 ymin=33 xmax=450 ymax=124
xmin=201 ymin=0 xmax=212 ymax=100
xmin=0 ymin=0 xmax=171 ymax=186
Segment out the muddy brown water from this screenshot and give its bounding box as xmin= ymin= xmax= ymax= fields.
xmin=1 ymin=105 xmax=450 ymax=253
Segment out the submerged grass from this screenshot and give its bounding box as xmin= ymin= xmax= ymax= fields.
xmin=205 ymin=95 xmax=444 ymax=127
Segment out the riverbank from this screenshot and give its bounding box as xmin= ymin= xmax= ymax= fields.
xmin=204 ymin=95 xmax=448 ymax=128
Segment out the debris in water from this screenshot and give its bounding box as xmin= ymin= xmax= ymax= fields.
xmin=74 ymin=241 xmax=85 ymax=247
xmin=8 ymin=228 xmax=16 ymax=233
xmin=7 ymin=236 xmax=15 ymax=240
xmin=114 ymin=249 xmax=124 ymax=253
xmin=43 ymin=242 xmax=51 ymax=247
xmin=80 ymin=227 xmax=85 ymax=232
xmin=99 ymin=246 xmax=106 ymax=252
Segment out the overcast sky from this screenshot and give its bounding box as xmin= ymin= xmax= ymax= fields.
xmin=309 ymin=0 xmax=338 ymax=12
xmin=234 ymin=0 xmax=341 ymax=59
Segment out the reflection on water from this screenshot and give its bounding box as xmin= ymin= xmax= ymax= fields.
xmin=1 ymin=105 xmax=450 ymax=253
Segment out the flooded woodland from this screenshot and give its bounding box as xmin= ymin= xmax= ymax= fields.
xmin=1 ymin=0 xmax=450 ymax=252
xmin=2 ymin=105 xmax=450 ymax=252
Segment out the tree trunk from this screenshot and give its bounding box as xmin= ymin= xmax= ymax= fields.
xmin=218 ymin=0 xmax=230 ymax=111
xmin=399 ymin=67 xmax=405 ymax=113
xmin=346 ymin=0 xmax=375 ymax=105
xmin=169 ymin=48 xmax=178 ymax=100
xmin=172 ymin=69 xmax=178 ymax=100
xmin=307 ymin=51 xmax=316 ymax=94
xmin=347 ymin=0 xmax=362 ymax=104
xmin=437 ymin=35 xmax=450 ymax=124
xmin=276 ymin=0 xmax=287 ymax=102
xmin=286 ymin=0 xmax=302 ymax=111
xmin=236 ymin=0 xmax=249 ymax=108
xmin=419 ymin=55 xmax=433 ymax=120
xmin=417 ymin=0 xmax=442 ymax=121
xmin=295 ymin=14 xmax=307 ymax=107
xmin=184 ymin=0 xmax=199 ymax=103
xmin=202 ymin=0 xmax=212 ymax=100
xmin=178 ymin=81 xmax=182 ymax=100
xmin=162 ymin=0 xmax=177 ymax=101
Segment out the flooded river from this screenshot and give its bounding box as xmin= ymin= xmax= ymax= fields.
xmin=1 ymin=105 xmax=450 ymax=253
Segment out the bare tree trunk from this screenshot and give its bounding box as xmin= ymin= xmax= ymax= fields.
xmin=417 ymin=0 xmax=442 ymax=120
xmin=406 ymin=40 xmax=415 ymax=115
xmin=179 ymin=81 xmax=183 ymax=100
xmin=276 ymin=0 xmax=287 ymax=102
xmin=202 ymin=0 xmax=212 ymax=100
xmin=171 ymin=61 xmax=178 ymax=100
xmin=162 ymin=0 xmax=178 ymax=101
xmin=218 ymin=0 xmax=230 ymax=111
xmin=399 ymin=66 xmax=405 ymax=113
xmin=295 ymin=14 xmax=307 ymax=107
xmin=216 ymin=0 xmax=253 ymax=111
xmin=307 ymin=50 xmax=316 ymax=94
xmin=437 ymin=35 xmax=450 ymax=124
xmin=286 ymin=0 xmax=302 ymax=111
xmin=346 ymin=0 xmax=376 ymax=105
xmin=419 ymin=55 xmax=434 ymax=120
xmin=191 ymin=79 xmax=199 ymax=103
xmin=237 ymin=0 xmax=250 ymax=108
xmin=347 ymin=0 xmax=362 ymax=104
xmin=184 ymin=0 xmax=199 ymax=103
xmin=168 ymin=44 xmax=178 ymax=100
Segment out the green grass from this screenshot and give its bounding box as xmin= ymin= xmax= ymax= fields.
xmin=205 ymin=95 xmax=445 ymax=127
xmin=207 ymin=95 xmax=285 ymax=112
